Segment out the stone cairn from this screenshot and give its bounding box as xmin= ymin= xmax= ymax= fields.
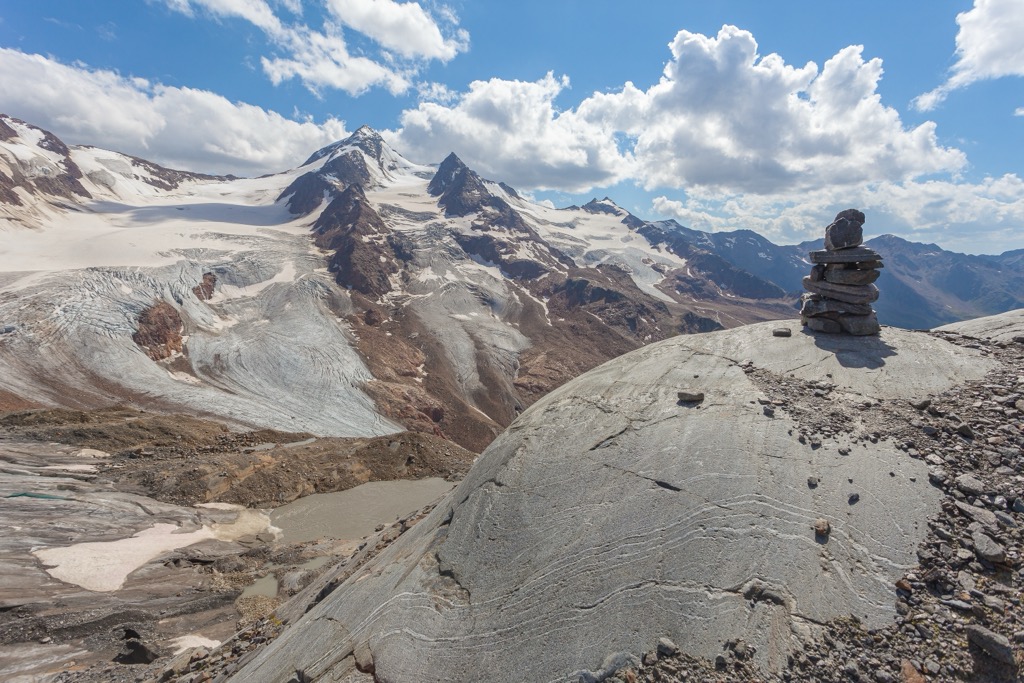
xmin=800 ymin=209 xmax=882 ymax=336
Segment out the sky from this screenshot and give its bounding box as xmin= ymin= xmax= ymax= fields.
xmin=1 ymin=1 xmax=1022 ymax=254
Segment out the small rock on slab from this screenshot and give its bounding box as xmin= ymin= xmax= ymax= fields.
xmin=835 ymin=208 xmax=866 ymax=224
xmin=677 ymin=391 xmax=704 ymax=403
xmin=813 ymin=518 xmax=831 ymax=537
xmin=772 ymin=327 xmax=792 ymax=337
xmin=656 ymin=637 xmax=679 ymax=657
xmin=966 ymin=624 xmax=1016 ymax=664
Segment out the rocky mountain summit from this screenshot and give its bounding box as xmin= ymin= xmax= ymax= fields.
xmin=120 ymin=311 xmax=1022 ymax=683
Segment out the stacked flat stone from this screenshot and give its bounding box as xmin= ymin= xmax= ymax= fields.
xmin=800 ymin=208 xmax=882 ymax=336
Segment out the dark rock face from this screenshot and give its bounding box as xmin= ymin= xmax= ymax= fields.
xmin=192 ymin=272 xmax=217 ymax=301
xmin=0 ymin=115 xmax=91 ymax=203
xmin=279 ymin=151 xmax=372 ymax=215
xmin=428 ymin=153 xmax=530 ymax=232
xmin=313 ymin=185 xmax=400 ymax=297
xmin=132 ymin=301 xmax=185 ymax=361
xmin=0 ymin=117 xmax=17 ymax=140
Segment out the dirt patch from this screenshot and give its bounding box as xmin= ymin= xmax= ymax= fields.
xmin=0 ymin=406 xmax=475 ymax=508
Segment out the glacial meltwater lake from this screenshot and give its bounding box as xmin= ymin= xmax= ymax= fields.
xmin=269 ymin=477 xmax=456 ymax=544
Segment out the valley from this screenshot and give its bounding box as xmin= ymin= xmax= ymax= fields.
xmin=3 ymin=114 xmax=1024 ymax=682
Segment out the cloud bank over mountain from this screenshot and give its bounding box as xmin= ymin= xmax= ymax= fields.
xmin=3 ymin=5 xmax=1023 ymax=253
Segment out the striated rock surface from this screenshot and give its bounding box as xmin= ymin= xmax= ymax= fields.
xmin=230 ymin=322 xmax=995 ymax=682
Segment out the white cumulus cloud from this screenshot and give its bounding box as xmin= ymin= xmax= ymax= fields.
xmin=0 ymin=48 xmax=348 ymax=176
xmin=915 ymin=0 xmax=1024 ymax=111
xmin=391 ymin=25 xmax=965 ymax=199
xmin=324 ymin=0 xmax=468 ymax=61
xmin=579 ymin=26 xmax=965 ymax=194
xmin=389 ymin=72 xmax=633 ymax=192
xmin=161 ymin=0 xmax=468 ymax=95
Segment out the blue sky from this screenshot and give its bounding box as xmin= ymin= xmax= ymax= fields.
xmin=1 ymin=1 xmax=1022 ymax=254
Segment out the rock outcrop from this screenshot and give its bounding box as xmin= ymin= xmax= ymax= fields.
xmin=228 ymin=321 xmax=996 ymax=682
xmin=132 ymin=301 xmax=184 ymax=361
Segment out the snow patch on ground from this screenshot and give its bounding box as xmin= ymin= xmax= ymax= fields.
xmin=33 ymin=506 xmax=272 ymax=592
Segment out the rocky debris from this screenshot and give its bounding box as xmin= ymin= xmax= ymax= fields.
xmin=676 ymin=390 xmax=705 ymax=403
xmin=192 ymin=273 xmax=217 ymax=301
xmin=772 ymin=327 xmax=792 ymax=337
xmin=801 ymin=209 xmax=883 ymax=336
xmin=132 ymin=301 xmax=185 ymax=361
xmin=0 ymin=407 xmax=474 ymax=508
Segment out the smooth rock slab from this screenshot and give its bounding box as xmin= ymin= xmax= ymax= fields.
xmin=233 ymin=323 xmax=996 ymax=683
xmin=800 ymin=294 xmax=874 ymax=318
xmin=809 ymin=247 xmax=882 ymax=264
xmin=824 ymin=267 xmax=879 ymax=286
xmin=802 ymin=278 xmax=879 ymax=305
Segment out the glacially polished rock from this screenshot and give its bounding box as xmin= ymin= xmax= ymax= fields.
xmin=232 ymin=322 xmax=996 ymax=683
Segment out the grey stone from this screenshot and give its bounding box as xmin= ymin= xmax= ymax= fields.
xmin=114 ymin=639 xmax=161 ymax=665
xmin=956 ymin=501 xmax=998 ymax=528
xmin=800 ymin=294 xmax=874 ymax=318
xmin=972 ymin=531 xmax=1006 ymax=563
xmin=657 ymin=637 xmax=679 ymax=657
xmin=824 ymin=217 xmax=864 ymax=251
xmin=802 ymin=278 xmax=880 ymax=305
xmin=804 ymin=316 xmax=843 ymax=334
xmin=809 ymin=264 xmax=826 ymax=282
xmin=839 ymin=312 xmax=881 ymax=336
xmin=966 ymin=624 xmax=1015 ymax=664
xmin=835 ymin=208 xmax=866 ymax=225
xmin=824 ymin=267 xmax=880 ymax=286
xmin=772 ymin=327 xmax=792 ymax=338
xmin=955 ymin=473 xmax=987 ymax=496
xmin=809 ymin=246 xmax=882 ymax=264
xmin=677 ymin=390 xmax=704 ymax=403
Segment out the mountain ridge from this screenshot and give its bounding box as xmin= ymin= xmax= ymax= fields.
xmin=2 ymin=115 xmax=1022 ymax=451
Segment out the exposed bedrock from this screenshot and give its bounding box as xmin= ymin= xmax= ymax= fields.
xmin=231 ymin=322 xmax=995 ymax=682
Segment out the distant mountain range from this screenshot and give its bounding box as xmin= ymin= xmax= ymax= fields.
xmin=2 ymin=114 xmax=1022 ymax=449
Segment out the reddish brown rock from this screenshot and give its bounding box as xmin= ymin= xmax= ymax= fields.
xmin=192 ymin=272 xmax=217 ymax=300
xmin=132 ymin=301 xmax=184 ymax=361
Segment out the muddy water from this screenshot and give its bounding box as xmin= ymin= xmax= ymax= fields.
xmin=269 ymin=477 xmax=455 ymax=544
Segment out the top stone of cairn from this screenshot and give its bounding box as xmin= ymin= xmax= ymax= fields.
xmin=824 ymin=208 xmax=865 ymax=251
